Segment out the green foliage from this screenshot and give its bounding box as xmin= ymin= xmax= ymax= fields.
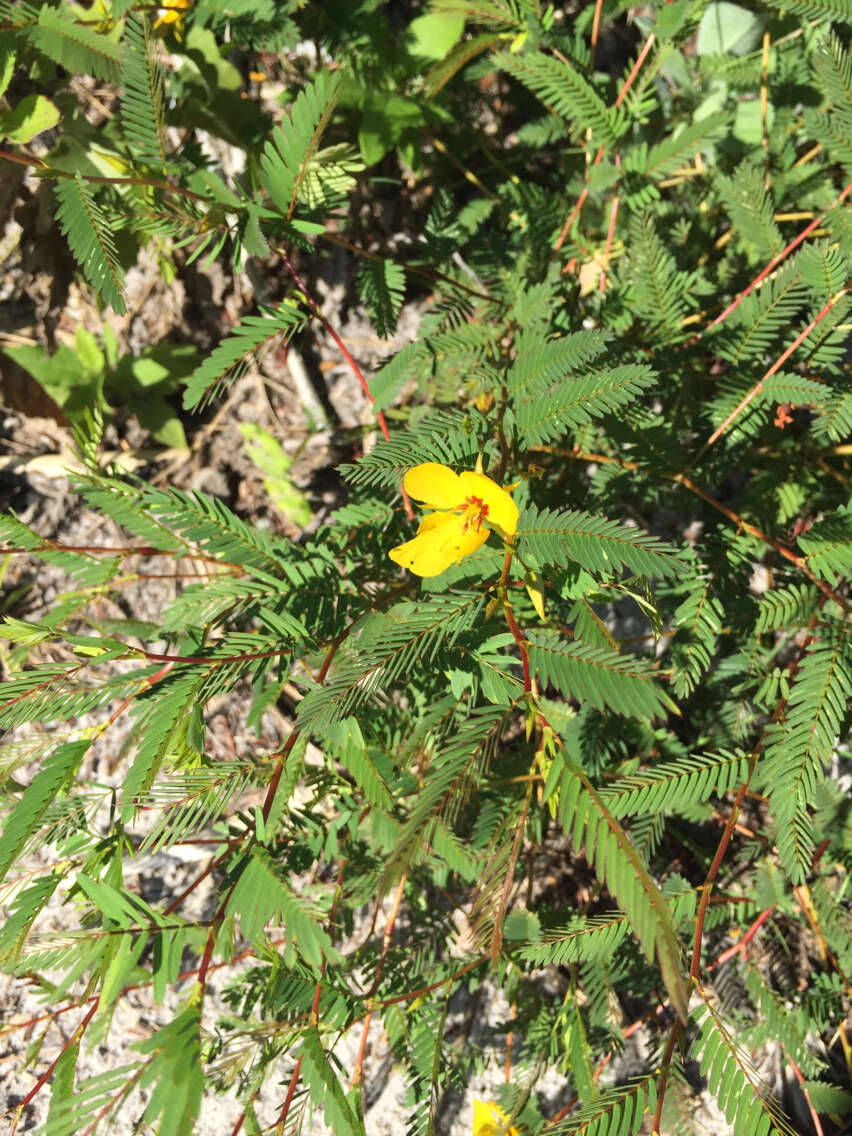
xmin=357 ymin=258 xmax=406 ymax=339
xmin=183 ymin=302 xmax=306 ymax=409
xmin=54 ymin=174 xmax=127 ymax=315
xmin=2 ymin=0 xmax=851 ymax=1131
xmin=260 ymin=70 xmax=343 ymax=221
xmin=120 ymin=13 xmax=166 ymax=173
xmin=494 ymin=49 xmax=621 ymax=149
xmin=691 ymin=999 xmax=797 ymax=1136
xmin=530 ymin=632 xmax=672 ymax=720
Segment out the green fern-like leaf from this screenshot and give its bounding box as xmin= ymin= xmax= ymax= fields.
xmin=552 ymin=761 xmax=688 ymax=1018
xmin=136 ymin=1000 xmax=204 ymax=1136
xmin=298 ymin=593 xmax=484 ymax=733
xmin=518 ymin=505 xmax=682 ymax=579
xmin=357 ymin=258 xmax=406 ymax=339
xmin=627 ymin=212 xmax=692 ymax=344
xmin=226 ymin=848 xmax=341 ymax=964
xmin=507 ymin=329 xmax=609 ymax=396
xmin=368 ymin=341 xmax=427 ymax=411
xmin=760 ymin=0 xmax=852 ymax=19
xmin=26 ymin=6 xmax=121 ymax=82
xmin=714 ymin=262 xmax=808 ymax=366
xmin=549 ymin=1077 xmax=656 ymax=1134
xmin=798 ymin=239 xmax=847 ymax=301
xmin=41 ymin=1063 xmax=144 ymax=1136
xmin=601 ymin=749 xmax=750 ymax=816
xmin=691 ymin=1000 xmax=797 ymax=1136
xmin=379 ymin=705 xmax=505 ymax=889
xmin=754 ymin=583 xmax=821 ymax=634
xmin=803 ymin=105 xmax=852 ymax=172
xmin=141 ymin=484 xmax=295 ymax=577
xmin=797 ymin=505 xmax=852 ymax=581
xmin=135 ymin=763 xmax=254 ymax=853
xmin=120 ymin=668 xmax=208 ymax=820
xmin=260 ymin=70 xmax=341 ymax=220
xmin=493 ymin=49 xmax=620 ymax=148
xmin=626 ymin=113 xmax=729 ymax=178
xmin=0 ymin=666 xmax=152 ymax=731
xmin=762 ymin=620 xmax=852 ymax=881
xmin=810 ymin=877 xmax=852 ymax=974
xmin=120 ymin=12 xmax=166 ymax=172
xmin=54 ymin=174 xmax=126 ymax=314
xmin=183 ymin=302 xmax=305 ymax=410
xmin=515 ymin=363 xmax=657 ymax=445
xmin=744 ymin=967 xmax=826 ymax=1079
xmin=520 ymin=911 xmax=630 ymax=966
xmin=717 ymin=163 xmax=782 ymax=260
xmin=339 ymin=409 xmax=487 ymax=489
xmin=0 ymin=739 xmax=89 ymax=884
xmin=812 ymin=30 xmax=852 ymax=113
xmin=813 ymin=388 xmax=852 ymax=441
xmin=669 ymin=582 xmax=725 ymax=698
xmin=0 ymin=873 xmax=62 ymax=965
xmin=530 ymin=631 xmax=673 ymax=719
xmin=299 ymin=1027 xmax=362 ymax=1136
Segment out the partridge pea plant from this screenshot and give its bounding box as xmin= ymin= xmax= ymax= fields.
xmin=1 ymin=1 xmax=851 ymax=1134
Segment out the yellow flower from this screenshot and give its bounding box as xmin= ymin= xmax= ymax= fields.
xmin=389 ymin=462 xmax=519 ymax=578
xmin=473 ymin=1099 xmax=519 ymax=1136
xmin=153 ymin=0 xmax=192 ymax=35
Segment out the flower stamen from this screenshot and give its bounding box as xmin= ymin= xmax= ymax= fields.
xmin=461 ymin=495 xmax=489 ymax=532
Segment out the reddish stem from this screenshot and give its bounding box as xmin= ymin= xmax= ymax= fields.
xmin=599 ymin=155 xmax=621 ymax=294
xmin=696 ymin=287 xmax=849 ymax=460
xmin=615 ymin=35 xmax=656 ymax=110
xmin=351 ymin=872 xmax=408 ymax=1088
xmin=9 ymin=998 xmax=100 ymax=1134
xmin=279 ymin=248 xmax=385 ymax=435
xmin=785 ymin=1048 xmax=826 ymax=1136
xmin=276 ymin=1058 xmax=303 ymax=1134
xmin=690 ymin=768 xmax=757 ymax=981
xmin=651 ymin=1020 xmax=683 ymax=1135
xmin=276 ymin=860 xmax=345 ymax=1130
xmin=553 ymin=34 xmax=655 ymax=253
xmin=697 ymin=176 xmax=852 ymax=340
xmin=707 ymin=905 xmax=776 ymax=970
xmin=279 ymin=246 xmax=414 ymax=519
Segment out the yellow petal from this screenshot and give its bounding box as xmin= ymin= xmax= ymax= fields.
xmin=458 ymin=472 xmax=519 ymax=536
xmin=473 ymin=1099 xmax=518 ymax=1136
xmin=403 ymin=463 xmax=464 ymax=510
xmin=389 ymin=512 xmax=488 ymax=577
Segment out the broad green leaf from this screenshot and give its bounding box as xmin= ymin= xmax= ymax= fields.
xmin=407 ymin=12 xmax=465 ymax=60
xmin=697 ymin=2 xmax=764 ymax=55
xmin=238 ymin=423 xmax=311 ymax=526
xmin=0 ymin=94 xmax=60 ymax=143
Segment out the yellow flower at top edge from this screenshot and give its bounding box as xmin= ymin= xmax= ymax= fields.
xmin=473 ymin=1099 xmax=520 ymax=1136
xmin=153 ymin=0 xmax=192 ymax=35
xmin=389 ymin=462 xmax=519 ymax=578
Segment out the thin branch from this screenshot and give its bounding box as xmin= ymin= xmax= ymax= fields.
xmin=9 ymin=998 xmax=100 ymax=1135
xmin=599 ymin=158 xmax=621 ymax=294
xmin=552 ymin=34 xmax=655 ymax=253
xmin=351 ymin=871 xmax=408 ymax=1089
xmin=694 ymin=287 xmax=850 ymax=461
xmin=278 ymin=245 xmax=413 ymax=518
xmin=707 ymin=905 xmax=776 ymax=970
xmin=785 ymin=1047 xmax=826 ymax=1136
xmin=695 ymin=175 xmax=852 ymax=340
xmin=536 ymin=445 xmax=850 ymax=614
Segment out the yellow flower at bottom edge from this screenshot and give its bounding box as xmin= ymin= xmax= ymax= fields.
xmin=389 ymin=462 xmax=519 ymax=578
xmin=473 ymin=1099 xmax=520 ymax=1136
